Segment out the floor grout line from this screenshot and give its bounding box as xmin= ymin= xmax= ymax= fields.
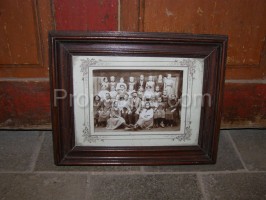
xmin=85 ymin=172 xmax=91 ymax=200
xmin=1 ymin=169 xmax=265 ymax=175
xmin=26 ymin=131 xmax=45 ymax=172
xmin=197 ymin=173 xmax=209 ymax=200
xmin=226 ymin=130 xmax=249 ymax=171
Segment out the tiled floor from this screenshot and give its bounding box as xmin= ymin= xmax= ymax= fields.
xmin=0 ymin=129 xmax=265 ymax=200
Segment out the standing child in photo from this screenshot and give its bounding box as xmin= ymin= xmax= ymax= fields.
xmin=154 ymin=97 xmax=166 ymax=128
xmin=162 ymin=90 xmax=168 ymax=103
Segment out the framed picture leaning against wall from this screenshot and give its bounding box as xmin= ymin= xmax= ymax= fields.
xmin=49 ymin=31 xmax=227 ymax=165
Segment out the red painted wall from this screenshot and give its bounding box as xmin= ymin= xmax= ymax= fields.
xmin=54 ymin=0 xmax=118 ymax=31
xmin=222 ymin=83 xmax=266 ymax=128
xmin=0 ymin=81 xmax=51 ymax=128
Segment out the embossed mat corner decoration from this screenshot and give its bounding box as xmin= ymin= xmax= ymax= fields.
xmin=49 ymin=31 xmax=227 ymax=165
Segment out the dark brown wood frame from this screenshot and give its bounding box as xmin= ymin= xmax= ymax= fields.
xmin=49 ymin=31 xmax=227 ymax=165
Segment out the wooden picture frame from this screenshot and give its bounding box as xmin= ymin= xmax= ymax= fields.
xmin=49 ymin=31 xmax=227 ymax=165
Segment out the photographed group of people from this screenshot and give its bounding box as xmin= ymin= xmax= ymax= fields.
xmin=93 ymin=74 xmax=181 ymax=131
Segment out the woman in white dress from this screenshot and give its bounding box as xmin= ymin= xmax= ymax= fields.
xmin=128 ymin=76 xmax=136 ymax=95
xmin=145 ymin=75 xmax=155 ymax=92
xmin=109 ymin=76 xmax=116 ymax=89
xmin=164 ymin=74 xmax=174 ymax=96
xmin=106 ymin=101 xmax=129 ymax=130
xmin=116 ymin=77 xmax=127 ymax=91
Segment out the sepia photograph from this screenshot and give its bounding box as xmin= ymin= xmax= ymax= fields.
xmin=92 ymin=69 xmax=183 ymax=133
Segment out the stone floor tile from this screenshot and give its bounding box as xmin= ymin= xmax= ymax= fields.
xmin=202 ymin=173 xmax=266 ymax=200
xmin=143 ymin=131 xmax=244 ymax=172
xmin=0 ymin=131 xmax=43 ymax=171
xmin=87 ymin=174 xmax=203 ymax=200
xmin=0 ymin=173 xmax=87 ymax=200
xmin=229 ymin=129 xmax=266 ymax=171
xmin=35 ymin=132 xmax=140 ymax=172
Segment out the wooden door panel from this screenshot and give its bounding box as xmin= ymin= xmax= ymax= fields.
xmin=143 ymin=0 xmax=266 ymax=66
xmin=0 ymin=0 xmax=53 ymax=77
xmin=0 ymin=0 xmax=40 ymax=65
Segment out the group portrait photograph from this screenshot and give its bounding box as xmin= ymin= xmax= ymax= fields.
xmin=92 ymin=69 xmax=183 ymax=133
